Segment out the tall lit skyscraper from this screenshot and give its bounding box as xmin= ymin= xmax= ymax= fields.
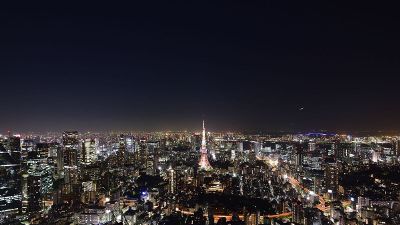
xmin=25 ymin=152 xmax=43 ymax=214
xmin=21 ymin=139 xmax=35 ymax=163
xmin=253 ymin=141 xmax=261 ymax=157
xmin=324 ymin=158 xmax=339 ymax=200
xmin=198 ymin=120 xmax=212 ymax=171
xmin=82 ymin=138 xmax=97 ymax=165
xmin=0 ymin=151 xmax=21 ymax=218
xmin=62 ymin=131 xmax=79 ymax=186
xmin=294 ymin=142 xmax=307 ymax=172
xmin=168 ymin=167 xmax=176 ymax=194
xmin=125 ymin=136 xmax=135 ymax=153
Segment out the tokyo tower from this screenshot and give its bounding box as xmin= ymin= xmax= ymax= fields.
xmin=199 ymin=120 xmax=212 ymax=170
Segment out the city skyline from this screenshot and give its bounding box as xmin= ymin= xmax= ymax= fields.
xmin=1 ymin=120 xmax=399 ymax=224
xmin=2 ymin=2 xmax=400 ymax=224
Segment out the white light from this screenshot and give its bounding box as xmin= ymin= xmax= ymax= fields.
xmin=350 ymin=197 xmax=355 ymax=202
xmin=328 ymin=189 xmax=333 ymax=194
xmin=105 ymin=197 xmax=110 ymax=202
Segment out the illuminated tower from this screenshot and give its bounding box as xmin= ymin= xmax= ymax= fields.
xmin=198 ymin=120 xmax=212 ymax=170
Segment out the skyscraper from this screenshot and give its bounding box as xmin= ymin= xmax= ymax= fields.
xmin=8 ymin=135 xmax=21 ymax=164
xmin=21 ymin=139 xmax=34 ymax=163
xmin=82 ymin=138 xmax=97 ymax=165
xmin=324 ymin=158 xmax=339 ymax=200
xmin=168 ymin=167 xmax=176 ymax=194
xmin=198 ymin=120 xmax=212 ymax=171
xmin=116 ymin=134 xmax=126 ymax=164
xmin=62 ymin=131 xmax=79 ymax=188
xmin=24 ymin=150 xmax=53 ymax=215
xmin=0 ymin=151 xmax=21 ymax=218
xmin=295 ymin=143 xmax=305 ymax=172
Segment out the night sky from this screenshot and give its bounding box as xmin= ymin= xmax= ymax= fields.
xmin=1 ymin=1 xmax=400 ymax=133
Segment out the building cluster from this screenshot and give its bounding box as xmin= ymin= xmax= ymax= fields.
xmin=0 ymin=124 xmax=399 ymax=225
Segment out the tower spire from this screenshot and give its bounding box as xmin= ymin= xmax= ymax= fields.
xmin=202 ymin=120 xmax=206 ymax=149
xmin=199 ymin=120 xmax=212 ymax=170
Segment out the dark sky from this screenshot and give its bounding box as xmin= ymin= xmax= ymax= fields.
xmin=1 ymin=1 xmax=400 ymax=133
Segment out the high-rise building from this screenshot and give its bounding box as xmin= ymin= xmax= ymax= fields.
xmin=337 ymin=143 xmax=352 ymax=160
xmin=21 ymin=139 xmax=35 ymax=163
xmin=36 ymin=143 xmax=50 ymax=159
xmin=21 ymin=173 xmax=28 ymax=214
xmin=295 ymin=143 xmax=305 ymax=171
xmin=8 ymin=135 xmax=21 ymax=164
xmin=24 ymin=151 xmax=53 ymax=215
xmin=357 ymin=196 xmax=370 ymax=214
xmin=0 ymin=151 xmax=21 ymax=218
xmin=292 ymin=200 xmax=304 ymax=224
xmin=81 ymin=181 xmax=96 ymax=203
xmin=237 ymin=142 xmax=243 ymax=152
xmin=48 ymin=142 xmax=60 ymax=159
xmin=144 ymin=141 xmax=159 ymax=175
xmin=117 ymin=134 xmax=126 ymax=164
xmin=82 ymin=138 xmax=97 ymax=165
xmin=56 ymin=145 xmax=64 ymax=177
xmin=230 ymin=149 xmax=236 ymax=161
xmin=125 ymin=136 xmax=135 ymax=153
xmin=324 ymin=158 xmax=339 ymax=200
xmin=168 ymin=167 xmax=176 ymax=194
xmin=62 ymin=131 xmax=79 ymax=186
xmin=395 ymin=140 xmax=400 ymax=157
xmin=48 ymin=142 xmax=61 ymax=173
xmin=198 ymin=121 xmax=212 ymax=171
xmin=253 ymin=141 xmax=261 ymax=157
xmin=26 ymin=175 xmax=41 ymax=214
xmin=308 ymin=142 xmax=316 ymax=152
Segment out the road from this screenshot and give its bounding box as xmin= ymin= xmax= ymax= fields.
xmin=259 ymin=155 xmax=354 ymax=214
xmin=257 ymin=155 xmax=329 ymax=212
xmin=176 ymin=208 xmax=292 ymax=221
